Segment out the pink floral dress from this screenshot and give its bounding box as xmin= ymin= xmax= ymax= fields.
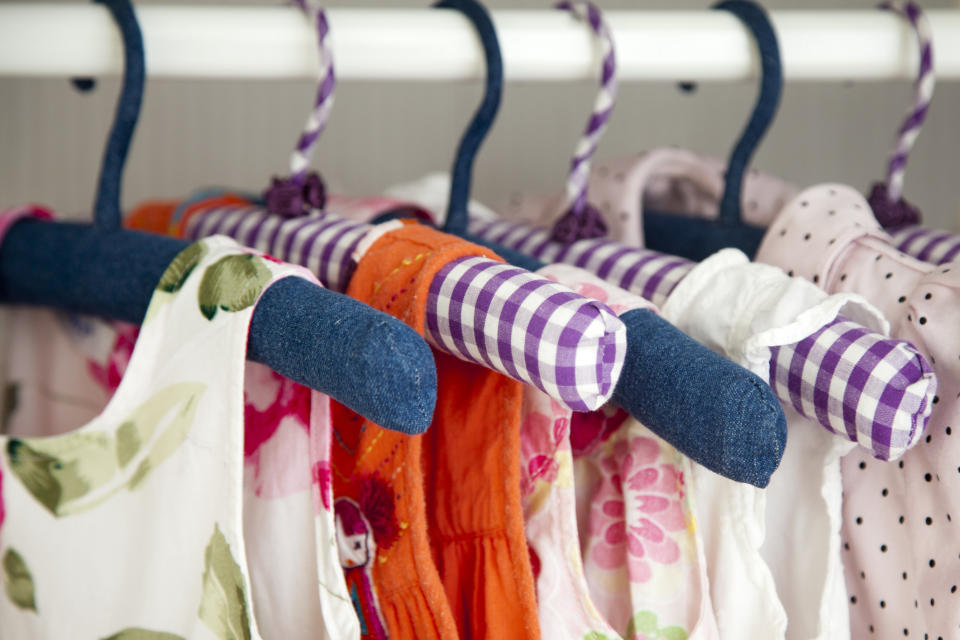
xmin=540 ymin=264 xmax=720 ymax=640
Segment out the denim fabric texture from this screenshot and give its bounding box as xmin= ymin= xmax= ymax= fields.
xmin=642 ymin=0 xmax=782 ymax=261
xmin=613 ymin=308 xmax=787 ymax=488
xmin=0 ymin=220 xmax=438 ymax=434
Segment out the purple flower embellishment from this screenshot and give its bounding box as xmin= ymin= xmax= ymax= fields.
xmin=264 ymin=171 xmax=327 ymax=218
xmin=867 ymin=182 xmax=922 ymax=230
xmin=551 ymin=202 xmax=608 ymax=244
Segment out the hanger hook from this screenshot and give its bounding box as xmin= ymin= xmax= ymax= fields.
xmin=434 ymin=0 xmax=504 ymax=236
xmin=867 ymin=1 xmax=933 ymax=229
xmin=263 ymin=0 xmax=335 ymax=218
xmin=549 ymin=0 xmax=618 ymax=244
xmin=91 ymin=0 xmax=145 ymax=233
xmin=714 ymin=0 xmax=783 ymax=227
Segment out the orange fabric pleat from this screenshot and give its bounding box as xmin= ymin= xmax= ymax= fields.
xmin=343 ymin=223 xmax=541 ymax=640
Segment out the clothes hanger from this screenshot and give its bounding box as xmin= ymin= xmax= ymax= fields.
xmin=435 ymin=0 xmax=937 ymax=466
xmin=865 ymin=1 xmax=960 ymax=267
xmin=640 ymin=0 xmax=780 ymax=261
xmin=158 ymin=1 xmax=633 ymax=414
xmin=0 ymin=0 xmax=437 ymax=435
xmin=383 ymin=0 xmax=789 ymax=488
xmin=867 ymin=0 xmax=932 ymax=231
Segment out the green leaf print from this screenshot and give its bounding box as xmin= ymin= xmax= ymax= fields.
xmin=198 ymin=524 xmax=252 ymax=640
xmin=100 ymin=629 xmax=185 ymax=640
xmin=659 ymin=627 xmax=689 ymax=640
xmin=624 ymin=610 xmax=688 ymax=640
xmin=157 ymin=242 xmax=207 ymax=294
xmin=3 ymin=548 xmax=36 ymax=611
xmin=5 ymin=382 xmax=205 ymax=516
xmin=197 ymin=254 xmax=272 ymax=321
xmin=582 ymin=632 xmax=617 ymax=640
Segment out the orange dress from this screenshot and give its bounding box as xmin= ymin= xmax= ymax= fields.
xmin=337 ymin=222 xmax=541 ymax=640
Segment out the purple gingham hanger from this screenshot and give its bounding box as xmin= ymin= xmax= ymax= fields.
xmin=181 ymin=1 xmax=628 ymax=412
xmin=458 ymin=3 xmax=935 ymax=461
xmin=867 ymin=0 xmax=934 ymax=230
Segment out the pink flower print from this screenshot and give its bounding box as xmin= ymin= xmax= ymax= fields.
xmin=528 ymin=454 xmax=559 ymax=485
xmin=243 ymin=365 xmax=311 ymax=458
xmin=571 ymin=405 xmax=629 ymax=456
xmin=313 ymin=461 xmax=332 ymax=512
xmin=589 ymin=436 xmax=687 ymax=584
xmin=86 ymin=322 xmax=139 ymax=393
xmin=574 ymin=281 xmax=632 ymax=315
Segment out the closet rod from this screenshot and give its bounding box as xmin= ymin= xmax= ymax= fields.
xmin=2 ymin=5 xmax=960 ymax=82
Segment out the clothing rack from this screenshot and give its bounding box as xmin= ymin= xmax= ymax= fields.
xmin=2 ymin=4 xmax=960 ymax=82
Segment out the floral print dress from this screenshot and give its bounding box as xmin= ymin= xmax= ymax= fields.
xmin=0 ymin=236 xmax=358 ymax=639
xmin=541 ymin=264 xmax=720 ymax=640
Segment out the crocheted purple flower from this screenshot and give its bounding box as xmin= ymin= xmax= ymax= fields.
xmin=867 ymin=182 xmax=922 ymax=230
xmin=264 ymin=171 xmax=327 ymax=218
xmin=550 ymin=202 xmax=608 ymax=244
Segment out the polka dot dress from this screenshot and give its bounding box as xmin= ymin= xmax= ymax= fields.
xmin=756 ymin=184 xmax=960 ymax=640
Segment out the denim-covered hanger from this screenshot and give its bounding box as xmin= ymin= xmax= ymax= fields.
xmin=380 ymin=0 xmax=788 ymax=487
xmin=0 ymin=0 xmax=437 ymax=435
xmin=642 ymin=0 xmax=781 ymax=261
xmin=867 ymin=0 xmax=933 ymax=229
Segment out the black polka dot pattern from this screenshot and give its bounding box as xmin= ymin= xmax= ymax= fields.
xmin=754 ymin=184 xmax=960 ymax=638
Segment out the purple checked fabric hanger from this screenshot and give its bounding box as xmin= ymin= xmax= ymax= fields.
xmin=179 ymin=2 xmax=629 ymax=413
xmin=460 ymin=3 xmax=936 ymax=462
xmin=867 ymin=0 xmax=934 ymax=230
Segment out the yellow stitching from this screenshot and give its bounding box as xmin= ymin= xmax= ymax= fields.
xmin=370 ymin=250 xmax=433 ymax=295
xmin=357 ymin=430 xmax=385 ymax=464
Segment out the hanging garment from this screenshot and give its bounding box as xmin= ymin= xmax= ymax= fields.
xmin=332 ymin=220 xmax=541 ymax=640
xmin=0 ymin=207 xmax=361 ymax=639
xmin=518 ymin=373 xmax=623 ymax=640
xmin=581 ymin=149 xmax=797 ymax=246
xmin=539 ymin=263 xmax=720 ymax=640
xmin=531 ymin=160 xmax=935 ymax=640
xmin=482 ymin=149 xmax=798 ymax=249
xmin=0 ymin=235 xmax=356 ymax=639
xmin=755 ymin=184 xmax=960 ymax=640
xmin=658 ymin=249 xmax=918 ymax=640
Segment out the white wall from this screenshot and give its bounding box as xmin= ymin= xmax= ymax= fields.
xmin=3 ymin=0 xmax=960 ymax=231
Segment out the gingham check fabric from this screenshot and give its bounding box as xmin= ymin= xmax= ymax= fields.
xmin=890 ymin=225 xmax=960 ymax=266
xmin=429 ymin=256 xmax=626 ymax=410
xmin=769 ymin=315 xmax=935 ymax=460
xmin=183 ymin=202 xmax=626 ymax=411
xmin=471 ymin=217 xmax=691 ymax=307
xmin=471 ymin=214 xmax=936 ymax=458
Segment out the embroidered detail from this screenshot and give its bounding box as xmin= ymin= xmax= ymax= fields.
xmin=335 ymin=497 xmax=389 ymax=640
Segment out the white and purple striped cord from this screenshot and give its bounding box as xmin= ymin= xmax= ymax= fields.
xmin=291 ymin=0 xmax=335 ymax=184
xmin=868 ymin=1 xmax=934 ymax=227
xmin=550 ymin=1 xmax=617 ymax=242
